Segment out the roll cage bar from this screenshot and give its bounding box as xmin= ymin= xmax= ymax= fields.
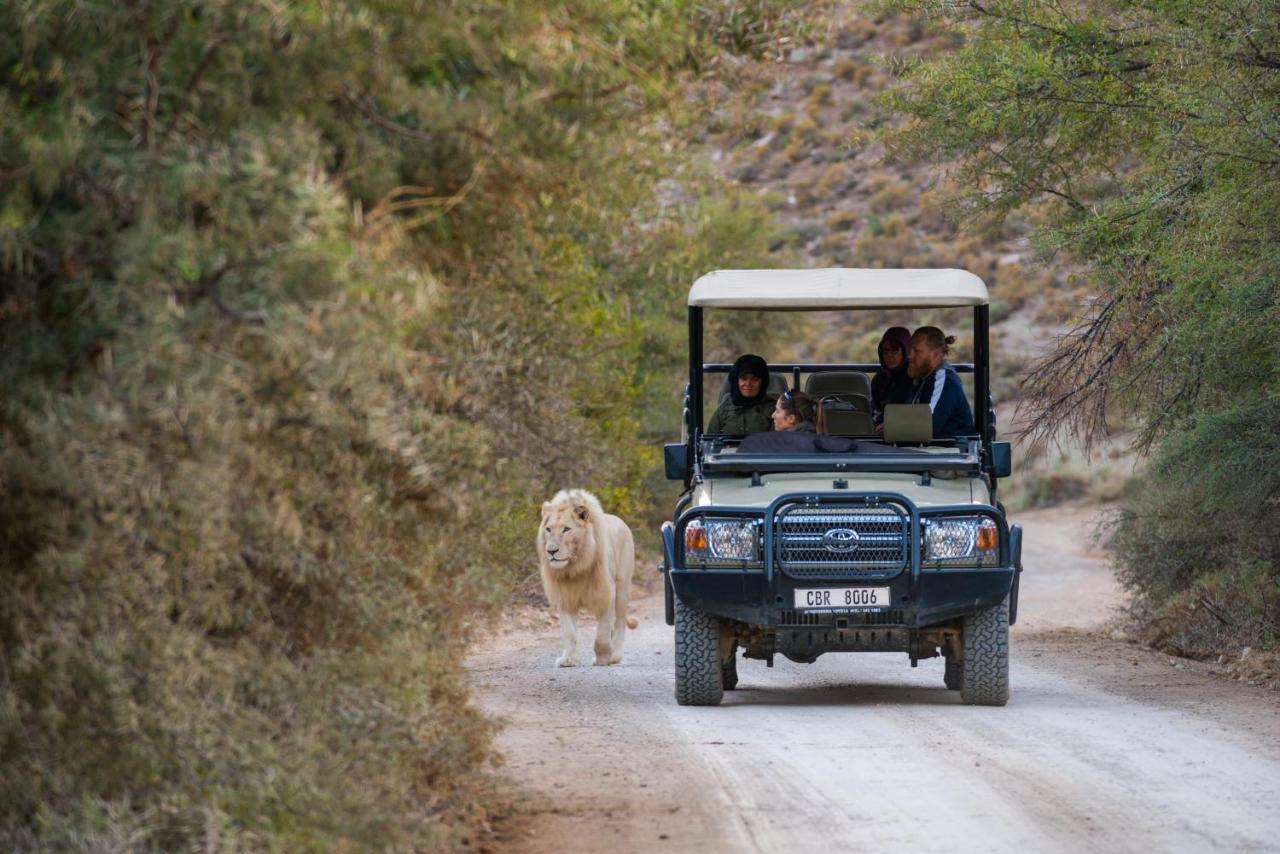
xmin=682 ymin=303 xmax=998 ymax=481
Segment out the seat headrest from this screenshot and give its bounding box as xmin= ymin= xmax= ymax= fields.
xmin=804 ymin=371 xmax=872 ymax=398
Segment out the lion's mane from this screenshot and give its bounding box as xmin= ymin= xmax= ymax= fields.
xmin=538 ymin=488 xmax=611 ymax=615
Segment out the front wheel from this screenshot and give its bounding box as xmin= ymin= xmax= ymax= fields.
xmin=674 ymin=598 xmax=723 ymax=706
xmin=961 ymin=599 xmax=1009 ymax=706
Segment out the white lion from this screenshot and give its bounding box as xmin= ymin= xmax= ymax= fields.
xmin=538 ymin=489 xmax=638 ymax=667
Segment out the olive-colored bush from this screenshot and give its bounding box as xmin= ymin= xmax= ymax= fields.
xmin=1110 ymin=400 xmax=1280 ymax=655
xmin=0 ymin=1 xmax=798 ymax=846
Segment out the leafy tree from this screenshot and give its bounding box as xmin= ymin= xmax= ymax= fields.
xmin=881 ymin=0 xmax=1279 ymax=650
xmin=0 ymin=0 xmax=802 ymax=846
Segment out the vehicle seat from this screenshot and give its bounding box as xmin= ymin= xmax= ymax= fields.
xmin=718 ymin=372 xmax=790 ymax=404
xmin=816 ymin=396 xmax=874 ymax=435
xmin=805 ymin=370 xmax=872 ymax=400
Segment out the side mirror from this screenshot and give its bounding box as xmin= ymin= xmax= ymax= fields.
xmin=664 ymin=443 xmax=690 ymax=481
xmin=991 ymin=441 xmax=1012 ymax=479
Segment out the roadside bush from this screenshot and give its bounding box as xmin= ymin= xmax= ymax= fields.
xmin=880 ymin=0 xmax=1280 ymax=664
xmin=0 ymin=255 xmax=503 ymax=848
xmin=0 ymin=1 xmax=799 ymax=847
xmin=1002 ymin=469 xmax=1089 ymax=512
xmin=1110 ymin=400 xmax=1280 ymax=655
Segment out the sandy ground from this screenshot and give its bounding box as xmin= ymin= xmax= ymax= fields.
xmin=469 ymin=505 xmax=1280 ymax=853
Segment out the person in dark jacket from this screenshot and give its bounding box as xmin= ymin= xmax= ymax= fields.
xmin=870 ymin=326 xmax=913 ymax=424
xmin=706 ymin=353 xmax=776 ymax=435
xmin=771 ymin=389 xmax=816 ymax=433
xmin=907 ymin=326 xmax=975 ymax=438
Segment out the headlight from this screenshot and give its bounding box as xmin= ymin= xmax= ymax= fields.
xmin=684 ymin=518 xmax=761 ymax=564
xmin=923 ymin=516 xmax=999 ymax=566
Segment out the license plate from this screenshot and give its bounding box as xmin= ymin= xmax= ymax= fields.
xmin=795 ymin=587 xmax=890 ymax=610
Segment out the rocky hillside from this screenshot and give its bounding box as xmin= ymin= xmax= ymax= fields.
xmin=692 ymin=7 xmax=1082 ymax=406
xmin=674 ymin=5 xmax=1132 ymax=509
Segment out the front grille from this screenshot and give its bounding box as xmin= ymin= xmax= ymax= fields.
xmin=775 ymin=500 xmax=910 ymax=579
xmin=778 ymin=609 xmax=905 ymax=627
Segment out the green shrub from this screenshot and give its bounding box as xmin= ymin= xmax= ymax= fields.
xmin=0 ymin=1 xmax=799 ymax=846
xmin=1110 ymin=400 xmax=1280 ymax=655
xmin=0 ymin=272 xmax=503 ymax=849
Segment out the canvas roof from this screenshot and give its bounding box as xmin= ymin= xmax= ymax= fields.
xmin=687 ymin=268 xmax=989 ymax=309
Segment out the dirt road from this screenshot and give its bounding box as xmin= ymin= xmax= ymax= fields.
xmin=470 ymin=506 xmax=1280 ymax=852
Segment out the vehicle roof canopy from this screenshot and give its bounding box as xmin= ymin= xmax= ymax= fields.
xmin=688 ymin=268 xmax=988 ymax=309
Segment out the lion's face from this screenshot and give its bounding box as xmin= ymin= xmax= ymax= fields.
xmin=540 ymin=502 xmax=592 ymax=571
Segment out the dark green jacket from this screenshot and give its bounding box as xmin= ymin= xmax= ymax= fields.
xmin=707 ymin=396 xmax=776 ymax=435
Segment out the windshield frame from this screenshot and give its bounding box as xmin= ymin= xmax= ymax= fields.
xmin=685 ymin=303 xmax=993 ymax=479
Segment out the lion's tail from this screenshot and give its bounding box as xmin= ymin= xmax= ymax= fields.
xmin=626 ymin=616 xmax=639 ymax=629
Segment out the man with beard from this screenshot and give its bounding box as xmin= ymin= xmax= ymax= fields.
xmin=907 ymin=326 xmax=975 ymax=438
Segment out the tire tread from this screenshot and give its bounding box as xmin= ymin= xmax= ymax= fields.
xmin=674 ymin=599 xmax=723 ymax=706
xmin=961 ymin=599 xmax=1010 ymax=706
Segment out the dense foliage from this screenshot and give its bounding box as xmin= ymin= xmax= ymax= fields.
xmin=882 ymin=0 xmax=1279 ymax=651
xmin=0 ymin=1 xmax=794 ymax=847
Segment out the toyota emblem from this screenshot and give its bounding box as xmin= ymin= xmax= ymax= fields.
xmin=822 ymin=528 xmax=860 ymax=553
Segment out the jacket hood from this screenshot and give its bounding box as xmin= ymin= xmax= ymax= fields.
xmin=878 ymin=326 xmax=911 ymax=378
xmin=728 ymin=353 xmax=771 ymax=407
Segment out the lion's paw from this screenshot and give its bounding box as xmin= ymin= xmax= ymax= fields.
xmin=556 ymin=654 xmax=580 ymax=667
xmin=592 ymin=655 xmax=611 ymax=666
xmin=608 ymin=653 xmax=622 ymax=665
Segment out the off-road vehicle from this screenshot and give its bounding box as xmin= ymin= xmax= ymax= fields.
xmin=660 ymin=268 xmax=1023 ymax=706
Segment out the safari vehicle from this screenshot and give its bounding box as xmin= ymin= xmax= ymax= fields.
xmin=659 ymin=269 xmax=1023 ymax=706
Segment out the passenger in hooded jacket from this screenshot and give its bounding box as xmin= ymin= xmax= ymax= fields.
xmin=706 ymin=353 xmax=776 ymax=435
xmin=870 ymin=326 xmax=914 ymax=425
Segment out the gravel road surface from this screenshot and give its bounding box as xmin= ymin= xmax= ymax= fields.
xmin=470 ymin=506 xmax=1280 ymax=852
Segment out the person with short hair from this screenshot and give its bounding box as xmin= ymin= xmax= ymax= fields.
xmin=706 ymin=353 xmax=776 ymax=435
xmin=908 ymin=326 xmax=975 ymax=438
xmin=771 ymin=389 xmax=816 ymax=433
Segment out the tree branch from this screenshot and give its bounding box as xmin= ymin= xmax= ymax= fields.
xmin=180 ymin=258 xmax=267 ymax=324
xmin=138 ymin=13 xmax=183 ymax=150
xmin=157 ymin=35 xmax=227 ymax=147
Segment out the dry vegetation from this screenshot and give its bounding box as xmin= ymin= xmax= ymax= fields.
xmin=0 ymin=2 xmax=800 ymax=847
xmin=3 ymin=1 xmax=1272 ymax=846
xmin=687 ymin=5 xmax=1084 ymax=426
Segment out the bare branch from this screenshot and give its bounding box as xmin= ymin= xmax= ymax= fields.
xmin=157 ymin=35 xmax=228 ymax=147
xmin=138 ymin=13 xmax=183 ymax=150
xmin=179 ymin=258 xmax=268 ymax=324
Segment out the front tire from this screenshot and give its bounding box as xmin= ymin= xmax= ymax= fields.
xmin=961 ymin=599 xmax=1009 ymax=706
xmin=674 ymin=598 xmax=723 ymax=706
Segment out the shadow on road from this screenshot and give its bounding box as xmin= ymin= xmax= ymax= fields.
xmin=710 ymin=682 xmax=959 ymax=708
